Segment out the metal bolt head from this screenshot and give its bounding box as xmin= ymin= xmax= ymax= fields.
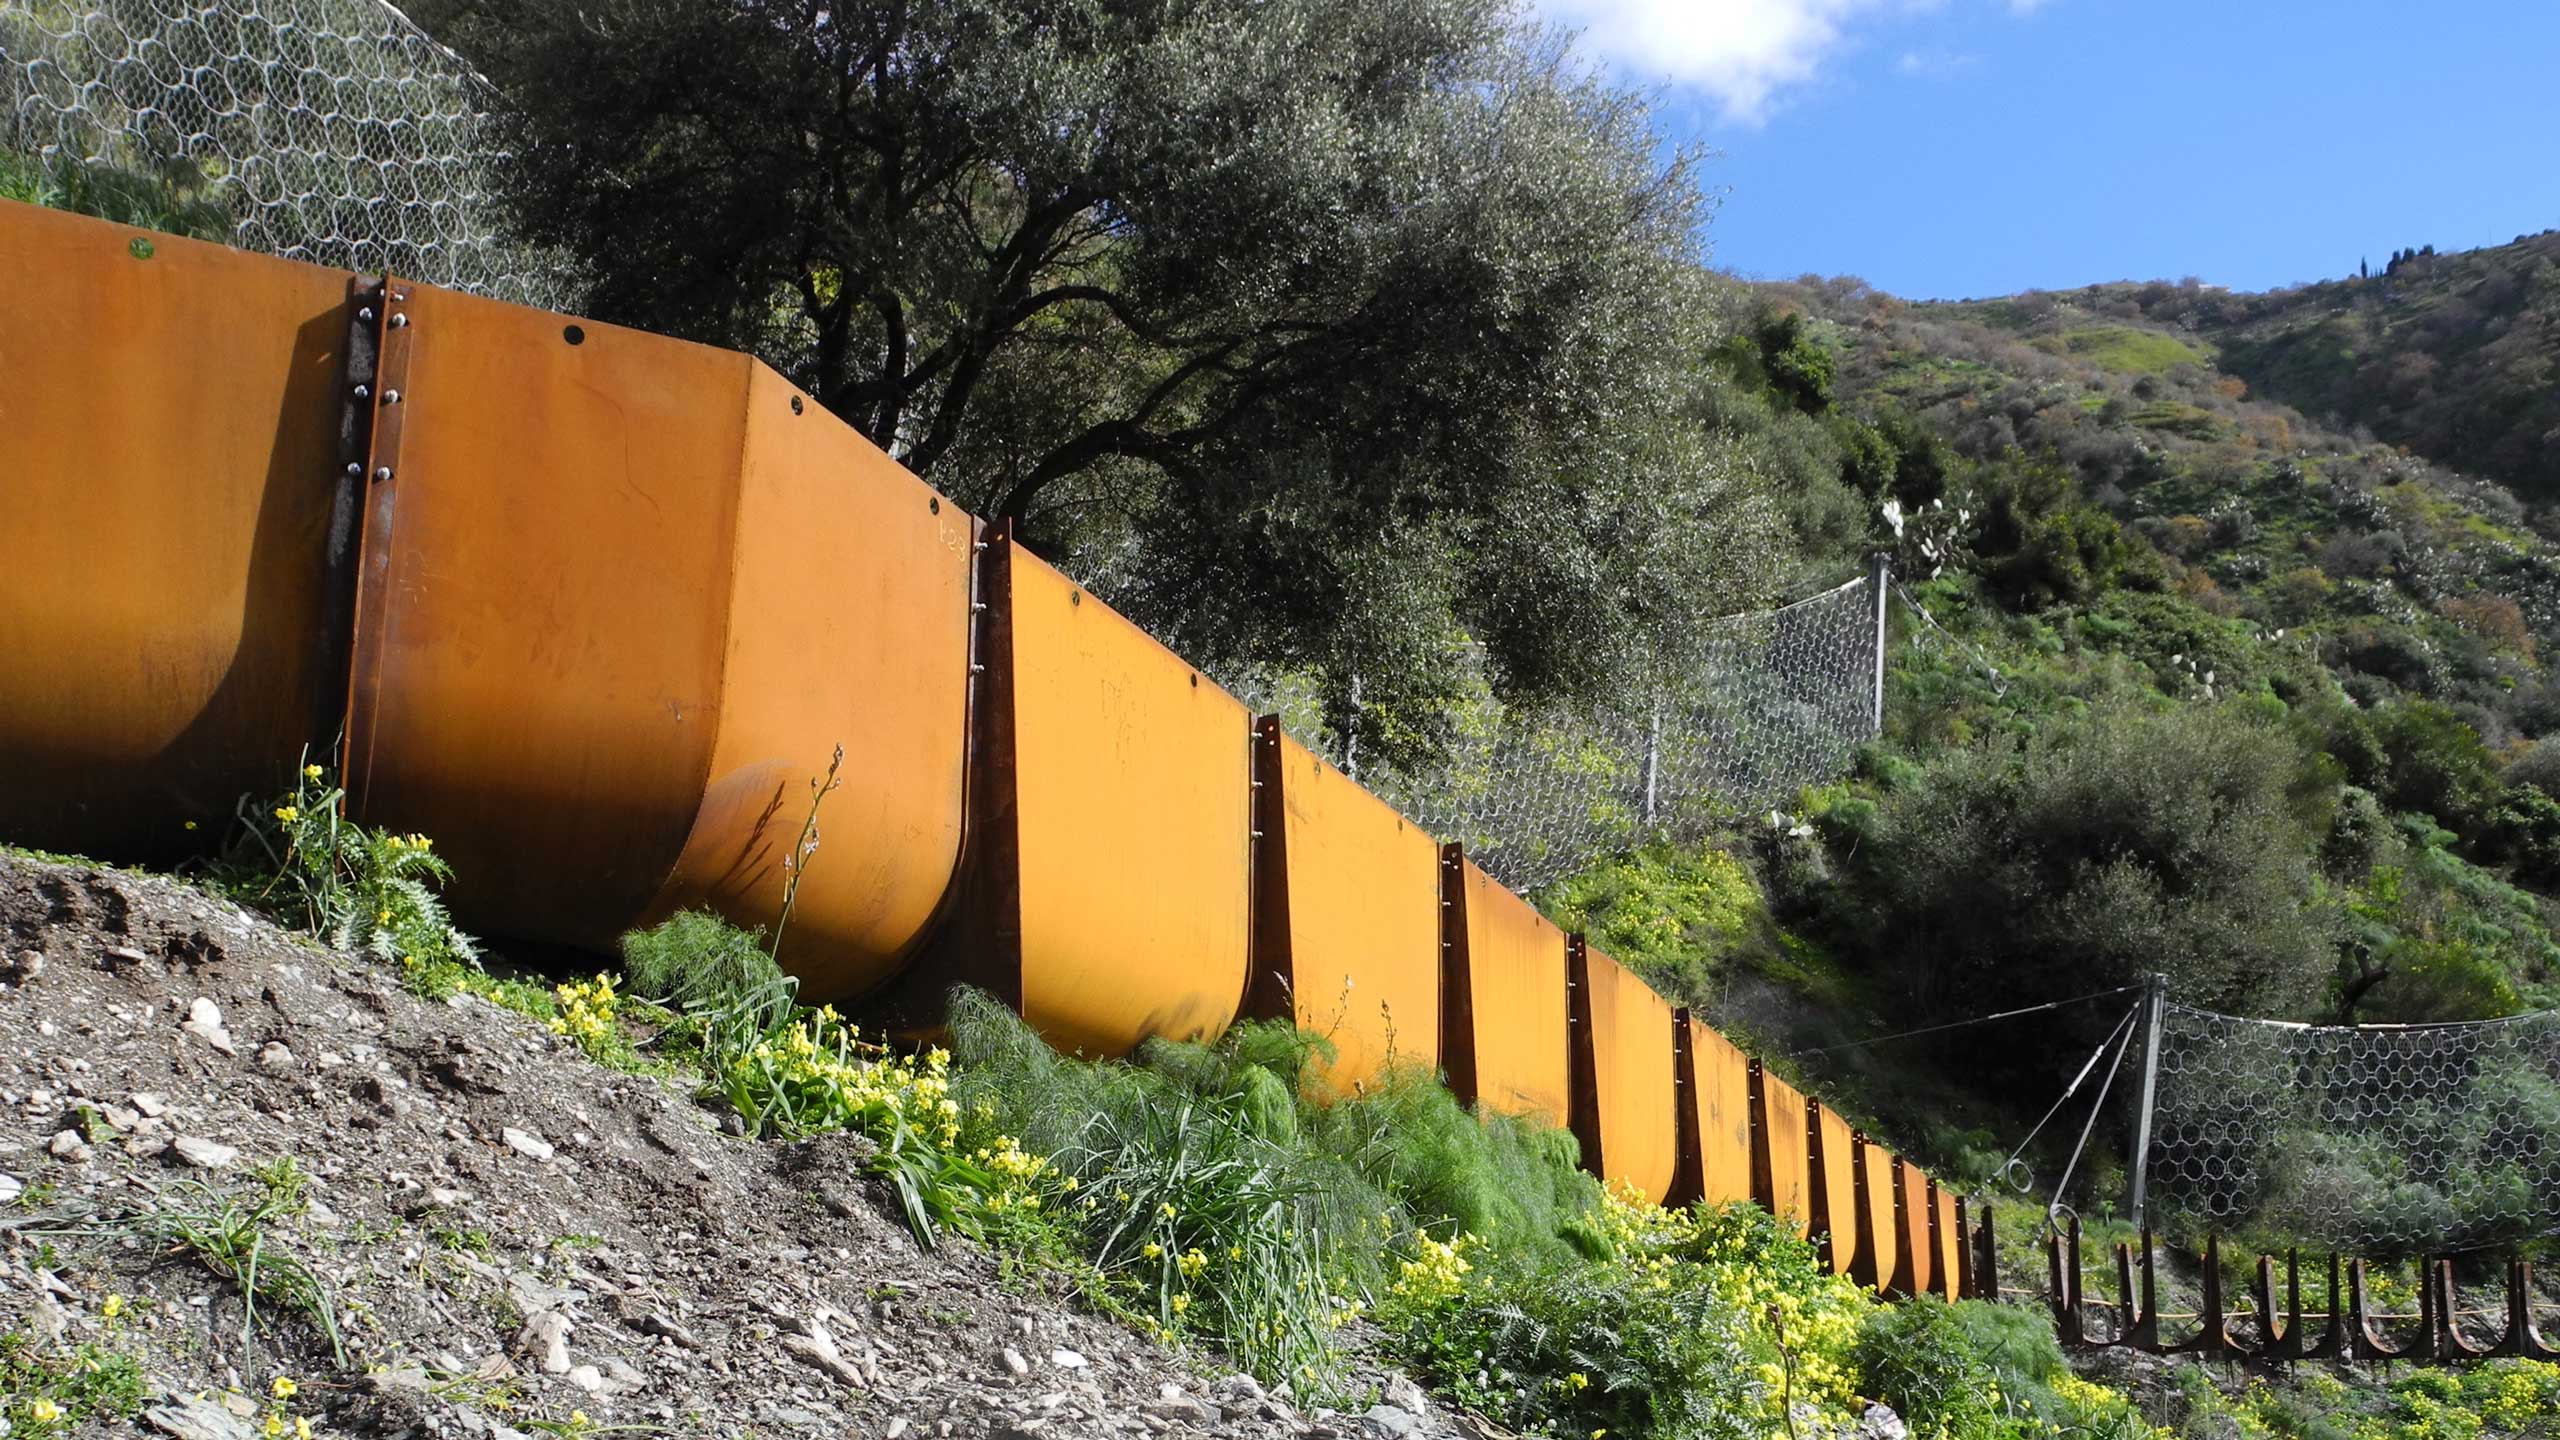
xmin=389 ymin=313 xmax=409 ymax=328
xmin=372 ymin=466 xmax=393 ymax=482
xmin=384 ymin=389 xmax=402 ymax=404
xmin=353 ymin=384 xmax=370 ymax=399
xmin=345 ymin=463 xmax=362 ymax=477
xmin=358 ymin=306 xmax=375 ymax=321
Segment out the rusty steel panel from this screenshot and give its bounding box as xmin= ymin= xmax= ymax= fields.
xmin=1445 ymin=856 xmax=1570 ymax=1126
xmin=1005 ymin=548 xmax=1253 ymax=1057
xmin=1861 ymin=1141 xmax=1899 ymax=1294
xmin=0 ymin=200 xmax=353 ymax=856
xmin=1899 ymin=1159 xmax=1934 ymax=1298
xmin=1690 ymin=1020 xmax=1755 ymax=1206
xmin=1817 ymin=1107 xmax=1861 ymax=1275
xmin=1761 ymin=1072 xmax=1813 ymax=1231
xmin=1249 ymin=726 xmax=1442 ymax=1092
xmin=1576 ymin=945 xmax=1680 ymax=1205
xmin=339 ymin=282 xmax=750 ymax=945
xmin=637 ymin=366 xmax=974 ymax=998
xmin=1935 ymin=1184 xmax=1963 ymax=1301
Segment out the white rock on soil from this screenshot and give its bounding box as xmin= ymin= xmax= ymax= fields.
xmin=0 ymin=1172 xmax=21 ymax=1203
xmin=172 ymin=1136 xmax=240 ymax=1169
xmin=48 ymin=1129 xmax=92 ymax=1162
xmin=181 ymin=998 xmax=237 ymax=1056
xmin=1050 ymin=1347 xmax=1088 ymax=1370
xmin=519 ymin=1309 xmax=574 ymax=1375
xmin=502 ymin=1127 xmax=556 ymax=1161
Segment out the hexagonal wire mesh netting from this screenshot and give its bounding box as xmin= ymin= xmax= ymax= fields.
xmin=1 ymin=0 xmax=576 ymax=309
xmin=2149 ymin=1002 xmax=2560 ymax=1253
xmin=1226 ymin=575 xmax=1886 ymax=892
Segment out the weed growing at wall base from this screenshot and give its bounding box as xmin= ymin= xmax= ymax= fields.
xmin=216 ymin=759 xmax=476 ymax=976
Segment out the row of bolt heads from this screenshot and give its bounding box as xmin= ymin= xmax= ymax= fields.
xmin=351 ymin=292 xmax=410 ymax=482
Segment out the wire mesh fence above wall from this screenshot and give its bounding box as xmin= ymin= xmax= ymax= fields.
xmin=1232 ymin=571 xmax=1886 ymax=892
xmin=1 ymin=0 xmax=573 ymax=308
xmin=2145 ymin=1002 xmax=2560 ymax=1254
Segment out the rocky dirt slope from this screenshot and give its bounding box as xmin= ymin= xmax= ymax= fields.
xmin=0 ymin=854 xmax=1476 ymax=1440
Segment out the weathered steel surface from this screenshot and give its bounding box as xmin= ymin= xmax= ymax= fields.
xmin=1568 ymin=941 xmax=1679 ymax=1204
xmin=1689 ymin=1018 xmax=1757 ymax=1207
xmin=1440 ymin=851 xmax=1570 ymax=1126
xmin=334 ymin=283 xmax=974 ymax=988
xmin=1933 ymin=1183 xmax=1962 ymax=1301
xmin=640 ymin=366 xmax=974 ymax=997
xmin=1894 ymin=1158 xmax=1932 ymax=1298
xmin=999 ymin=543 xmax=1253 ymax=1055
xmin=1754 ymin=1067 xmax=1814 ymax=1232
xmin=1859 ymin=1140 xmax=1900 ymax=1294
xmin=338 ymin=282 xmax=749 ymax=944
xmin=1816 ymin=1105 xmax=1862 ymax=1275
xmin=0 ymin=199 xmax=351 ymax=855
xmin=1247 ymin=722 xmax=1442 ymax=1091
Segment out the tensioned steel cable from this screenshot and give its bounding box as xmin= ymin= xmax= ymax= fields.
xmin=1785 ymin=983 xmax=2145 ymax=1058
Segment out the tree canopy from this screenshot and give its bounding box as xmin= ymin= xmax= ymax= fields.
xmin=421 ymin=0 xmax=1792 ymax=756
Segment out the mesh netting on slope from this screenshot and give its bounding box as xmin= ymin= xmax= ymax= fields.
xmin=2147 ymin=1002 xmax=2560 ymax=1253
xmin=1 ymin=0 xmax=573 ymax=307
xmin=1233 ymin=575 xmax=1884 ymax=892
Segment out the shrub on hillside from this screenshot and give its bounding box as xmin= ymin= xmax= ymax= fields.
xmin=1796 ymin=700 xmax=2340 ymax=1091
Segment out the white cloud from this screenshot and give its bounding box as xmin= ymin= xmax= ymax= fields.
xmin=1537 ymin=0 xmax=2050 ymax=126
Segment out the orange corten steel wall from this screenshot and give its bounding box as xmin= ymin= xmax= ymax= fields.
xmin=1817 ymin=1107 xmax=1861 ymax=1276
xmin=1443 ymin=855 xmax=1571 ymax=1126
xmin=336 ymin=280 xmax=973 ymax=991
xmin=1861 ymin=1141 xmax=1900 ymax=1293
xmin=0 ymin=199 xmax=352 ymax=857
xmin=1758 ymin=1071 xmax=1814 ymax=1231
xmin=640 ymin=366 xmax=976 ymax=995
xmin=998 ymin=545 xmax=1254 ymax=1057
xmin=1574 ymin=944 xmax=1680 ymax=1204
xmin=1248 ymin=725 xmax=1442 ymax=1091
xmin=0 ymin=202 xmax=1995 ymax=1245
xmin=1934 ymin=1184 xmax=1963 ymax=1301
xmin=1896 ymin=1159 xmax=1934 ymax=1298
xmin=1689 ymin=1020 xmax=1755 ymax=1206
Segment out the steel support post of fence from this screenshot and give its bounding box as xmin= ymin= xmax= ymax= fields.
xmin=2124 ymin=972 xmax=2169 ymax=1231
xmin=1641 ymin=704 xmax=1661 ymax=827
xmin=1867 ymin=552 xmax=1891 ymax=736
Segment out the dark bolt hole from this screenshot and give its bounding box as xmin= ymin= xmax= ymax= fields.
xmin=929 ymin=497 xmax=940 ymax=514
xmin=1071 ymin=591 xmax=1081 ymax=607
xmin=791 ymin=395 xmax=805 ymax=415
xmin=562 ymin=324 xmax=585 ymax=346
xmin=1189 ymin=673 xmax=1199 ymax=688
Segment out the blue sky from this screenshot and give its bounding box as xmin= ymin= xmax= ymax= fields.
xmin=1533 ymin=0 xmax=2560 ymax=300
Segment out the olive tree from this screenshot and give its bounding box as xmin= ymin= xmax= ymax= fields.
xmin=418 ymin=0 xmax=1789 ymax=756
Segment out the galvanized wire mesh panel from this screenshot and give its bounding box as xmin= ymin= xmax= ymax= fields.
xmin=1232 ymin=576 xmax=1884 ymax=891
xmin=0 ymin=0 xmax=573 ymax=307
xmin=2148 ymin=1003 xmax=2560 ymax=1253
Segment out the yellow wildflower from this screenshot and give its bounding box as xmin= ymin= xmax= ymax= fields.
xmin=28 ymin=1399 xmax=63 ymax=1423
xmin=273 ymin=805 xmax=300 ymax=823
xmin=271 ymin=1378 xmax=299 ymax=1400
xmin=1141 ymin=1242 xmax=1163 ymax=1259
xmin=102 ymin=1292 xmax=126 ymax=1318
xmin=303 ymin=764 xmax=325 ymax=780
xmin=265 ymin=1416 xmax=286 ymax=1439
xmin=1170 ymin=1293 xmax=1190 ymax=1316
xmin=296 ymin=1421 xmax=314 ymax=1440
